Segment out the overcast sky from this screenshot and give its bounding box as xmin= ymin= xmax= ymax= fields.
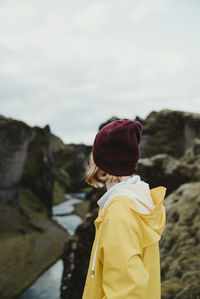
xmin=0 ymin=0 xmax=200 ymax=145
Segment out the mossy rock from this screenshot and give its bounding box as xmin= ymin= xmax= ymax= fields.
xmin=53 ymin=180 xmax=68 ymax=205
xmin=73 ymin=200 xmax=90 ymax=219
xmin=160 ymin=182 xmax=200 ymax=298
xmin=0 ymin=186 xmax=69 ymax=298
xmin=142 ymin=110 xmax=185 ymax=158
xmin=142 ymin=109 xmax=200 ymax=158
xmin=98 ymin=116 xmax=120 ymax=130
xmin=50 ymin=134 xmax=66 ymax=153
xmin=18 ymin=186 xmax=47 ymax=218
xmin=0 ymin=225 xmax=68 ymax=298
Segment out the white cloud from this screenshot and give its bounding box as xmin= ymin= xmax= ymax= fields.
xmin=129 ymin=0 xmax=169 ymax=24
xmin=68 ymin=3 xmax=108 ymax=31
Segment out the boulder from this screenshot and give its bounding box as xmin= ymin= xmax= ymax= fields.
xmin=160 ymin=182 xmax=200 ymax=298
xmin=140 ymin=109 xmax=200 ymax=158
xmin=20 ymin=124 xmax=56 ymax=217
xmin=52 ymin=142 xmax=91 ymax=194
xmin=137 ymin=153 xmax=199 ymax=195
xmin=0 ymin=115 xmax=32 ymax=206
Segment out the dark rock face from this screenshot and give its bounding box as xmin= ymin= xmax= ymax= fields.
xmin=0 ymin=116 xmax=71 ymax=298
xmin=137 ymin=153 xmax=199 ymax=195
xmin=61 ymin=211 xmax=97 ymax=299
xmin=60 ymin=188 xmax=105 ymax=299
xmin=0 ymin=115 xmax=57 ymax=216
xmin=52 ymin=142 xmax=92 ymax=193
xmin=67 ymin=144 xmax=92 ymax=192
xmin=20 ymin=125 xmax=55 ymax=217
xmin=0 ymin=113 xmax=93 ymax=211
xmin=0 ymin=116 xmax=32 ymax=206
xmin=98 ymin=116 xmax=120 ymax=130
xmin=140 ymin=109 xmax=200 ymax=158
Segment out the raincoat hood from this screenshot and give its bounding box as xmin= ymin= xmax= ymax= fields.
xmin=96 ymin=175 xmax=166 ymax=246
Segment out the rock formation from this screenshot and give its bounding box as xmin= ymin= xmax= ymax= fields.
xmin=160 ymin=182 xmax=200 ymax=298
xmin=20 ymin=124 xmax=56 ymax=217
xmin=0 ymin=115 xmax=32 ymax=206
xmin=60 ymin=188 xmax=105 ymax=299
xmin=140 ymin=109 xmax=200 ymax=158
xmin=0 ymin=113 xmax=96 ymax=298
xmin=0 ymin=114 xmax=85 ymax=298
xmin=51 ymin=137 xmax=91 ymax=205
xmin=137 ymin=153 xmax=199 ymax=195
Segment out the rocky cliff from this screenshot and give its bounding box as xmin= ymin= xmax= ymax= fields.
xmin=52 ymin=141 xmax=91 ymax=197
xmin=60 ymin=109 xmax=200 ymax=299
xmin=160 ymin=181 xmax=200 ymax=298
xmin=0 ymin=114 xmax=89 ymax=298
xmin=140 ymin=109 xmax=200 ymax=158
xmin=0 ymin=115 xmax=32 ymax=206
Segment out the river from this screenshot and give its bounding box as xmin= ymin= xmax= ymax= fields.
xmin=18 ymin=192 xmax=86 ymax=299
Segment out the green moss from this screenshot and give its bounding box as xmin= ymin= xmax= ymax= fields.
xmin=53 ymin=180 xmax=67 ymax=205
xmin=162 ymin=278 xmax=182 ymax=299
xmin=0 ymin=227 xmax=68 ymax=298
xmin=18 ymin=186 xmax=47 ymax=217
xmin=161 ymin=183 xmax=200 ymax=298
xmin=143 ymin=110 xmax=185 ymax=158
xmin=57 ymin=144 xmax=77 ymax=170
xmin=0 ymin=184 xmax=69 ymax=298
xmin=73 ymin=200 xmax=90 ymax=219
xmin=80 ymin=186 xmax=93 ymax=194
xmin=50 ymin=134 xmax=66 ymax=153
xmin=52 ymin=168 xmax=71 ymax=187
xmin=99 ymin=116 xmax=120 ymax=130
xmin=23 ymin=131 xmax=46 ymax=181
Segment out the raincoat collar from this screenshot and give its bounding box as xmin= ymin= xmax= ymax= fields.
xmin=97 ymin=175 xmax=141 ymax=210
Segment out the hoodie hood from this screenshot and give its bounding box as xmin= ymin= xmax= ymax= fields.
xmin=97 ymin=175 xmax=141 ymax=210
xmin=96 ymin=178 xmax=167 ymax=247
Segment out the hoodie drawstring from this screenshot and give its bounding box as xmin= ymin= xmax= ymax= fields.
xmin=91 ymin=222 xmax=103 ymax=278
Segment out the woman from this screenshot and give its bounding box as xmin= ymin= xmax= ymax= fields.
xmin=82 ymin=119 xmax=166 ymax=299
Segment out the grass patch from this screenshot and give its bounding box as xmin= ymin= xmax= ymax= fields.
xmin=74 ymin=200 xmax=90 ymax=219
xmin=53 ymin=180 xmax=67 ymax=205
xmin=0 ymin=186 xmax=69 ymax=298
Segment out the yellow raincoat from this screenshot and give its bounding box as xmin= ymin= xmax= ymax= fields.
xmin=82 ymin=184 xmax=166 ymax=299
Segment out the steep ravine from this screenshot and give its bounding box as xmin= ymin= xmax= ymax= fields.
xmin=18 ymin=193 xmax=86 ymax=299
xmin=0 ymin=115 xmax=90 ymax=298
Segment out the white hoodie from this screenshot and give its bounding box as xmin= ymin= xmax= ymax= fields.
xmin=97 ymin=175 xmax=155 ymax=214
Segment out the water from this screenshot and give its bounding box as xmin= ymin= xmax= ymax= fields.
xmin=19 ymin=192 xmax=85 ymax=299
xmin=52 ymin=214 xmax=82 ymax=235
xmin=19 ymin=260 xmax=63 ymax=299
xmin=52 ymin=193 xmax=84 ymax=235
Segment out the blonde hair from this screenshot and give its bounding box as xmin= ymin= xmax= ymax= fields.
xmin=83 ymin=152 xmax=125 ymax=188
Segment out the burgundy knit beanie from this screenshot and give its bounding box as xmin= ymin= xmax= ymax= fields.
xmin=92 ymin=118 xmax=142 ymax=176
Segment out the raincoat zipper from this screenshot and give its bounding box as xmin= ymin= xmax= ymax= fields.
xmin=91 ymin=222 xmax=103 ymax=278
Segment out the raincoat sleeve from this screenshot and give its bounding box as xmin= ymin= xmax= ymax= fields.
xmin=99 ymin=201 xmax=149 ymax=299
